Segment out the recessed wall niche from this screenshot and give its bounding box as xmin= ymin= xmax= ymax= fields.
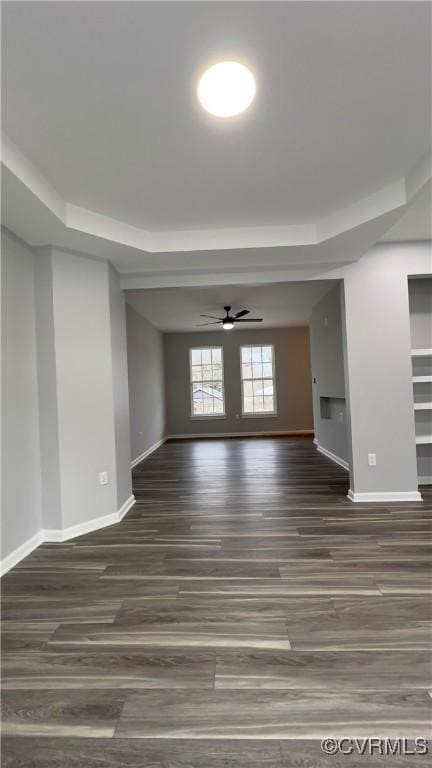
xmin=320 ymin=396 xmax=346 ymax=422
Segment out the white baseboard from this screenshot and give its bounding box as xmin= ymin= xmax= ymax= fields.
xmin=131 ymin=438 xmax=166 ymax=468
xmin=44 ymin=516 xmax=119 ymax=543
xmin=166 ymin=430 xmax=314 ymax=440
xmin=347 ymin=489 xmax=423 ymax=503
xmin=0 ymin=530 xmax=45 ymax=576
xmin=0 ymin=495 xmax=136 ymax=575
xmin=118 ymin=494 xmax=136 ymax=521
xmin=418 ymin=476 xmax=432 ymax=485
xmin=45 ymin=494 xmax=136 ymax=542
xmin=315 ymin=441 xmax=349 ymax=471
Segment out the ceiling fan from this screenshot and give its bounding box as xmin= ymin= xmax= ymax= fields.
xmin=197 ymin=306 xmax=263 ymax=330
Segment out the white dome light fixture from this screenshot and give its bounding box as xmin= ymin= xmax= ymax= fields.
xmin=197 ymin=61 xmax=256 ymax=118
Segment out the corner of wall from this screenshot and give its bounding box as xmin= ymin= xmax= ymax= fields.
xmin=108 ymin=264 xmax=133 ymax=509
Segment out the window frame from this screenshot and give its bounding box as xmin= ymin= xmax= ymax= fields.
xmin=189 ymin=346 xmax=226 ymax=420
xmin=239 ymin=343 xmax=278 ymax=417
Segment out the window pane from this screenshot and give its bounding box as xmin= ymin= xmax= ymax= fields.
xmin=263 ymin=396 xmax=274 ymax=411
xmin=213 ymin=398 xmax=224 ymax=414
xmin=244 ymin=396 xmax=254 ymax=413
xmin=253 ymin=379 xmax=264 ymax=396
xmin=193 ymin=384 xmax=204 ymax=401
xmin=241 ymin=345 xmax=276 ymax=415
xmin=190 ymin=348 xmax=224 ymax=416
xmin=261 ymin=346 xmax=272 ymax=363
xmin=243 ymin=380 xmax=253 ymax=397
xmin=252 ymin=363 xmax=263 ymax=379
xmin=253 ymin=394 xmax=264 ymax=411
xmin=252 ymin=346 xmax=262 ymax=363
xmin=242 ymin=346 xmax=252 ymax=363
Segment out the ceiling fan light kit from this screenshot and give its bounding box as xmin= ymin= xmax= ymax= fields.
xmin=197 ymin=306 xmax=263 ymax=330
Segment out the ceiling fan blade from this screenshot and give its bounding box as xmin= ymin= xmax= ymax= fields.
xmin=233 ymin=318 xmax=263 ymax=322
xmin=196 ymin=321 xmax=222 ymax=326
xmin=234 ymin=309 xmax=250 ymax=318
xmin=199 ymin=314 xmax=223 ymax=320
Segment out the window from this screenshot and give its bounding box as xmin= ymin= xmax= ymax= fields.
xmin=241 ymin=344 xmax=276 ymax=414
xmin=190 ymin=347 xmax=225 ymax=417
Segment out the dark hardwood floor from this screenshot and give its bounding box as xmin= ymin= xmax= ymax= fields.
xmin=2 ymin=437 xmax=432 ymax=766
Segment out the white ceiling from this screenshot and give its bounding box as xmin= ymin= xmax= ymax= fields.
xmin=3 ymin=1 xmax=431 ymax=229
xmin=1 ymin=1 xmax=431 ymax=287
xmin=126 ymin=280 xmax=336 ymax=332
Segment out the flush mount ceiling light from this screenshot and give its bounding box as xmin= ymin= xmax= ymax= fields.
xmin=197 ymin=61 xmax=256 ymax=117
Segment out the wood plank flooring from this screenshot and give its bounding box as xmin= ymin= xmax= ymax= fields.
xmin=2 ymin=437 xmax=432 ymax=765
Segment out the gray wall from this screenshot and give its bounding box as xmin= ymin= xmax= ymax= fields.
xmin=164 ymin=326 xmax=313 ymax=436
xmin=341 ymin=242 xmax=430 ymax=496
xmin=51 ymin=249 xmax=119 ymax=528
xmin=34 ymin=248 xmax=62 ymax=530
xmin=109 ymin=266 xmax=132 ymax=507
xmin=1 ymin=229 xmax=42 ymax=558
xmin=126 ymin=305 xmax=165 ymax=461
xmin=309 ymin=283 xmax=348 ymax=463
xmin=2 ymin=234 xmax=135 ymax=568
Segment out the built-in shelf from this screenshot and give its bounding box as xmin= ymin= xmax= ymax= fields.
xmin=416 ymin=435 xmax=432 ymax=445
xmin=409 ymin=280 xmax=432 ymax=484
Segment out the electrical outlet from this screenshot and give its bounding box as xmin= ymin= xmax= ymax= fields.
xmin=99 ymin=471 xmax=108 ymax=485
xmin=368 ymin=453 xmax=377 ymax=467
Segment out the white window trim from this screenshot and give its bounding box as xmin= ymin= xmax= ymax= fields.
xmin=240 ymin=412 xmax=278 ymax=419
xmin=189 ymin=346 xmax=226 ymax=420
xmin=190 ymin=414 xmax=227 ymax=420
xmin=240 ymin=343 xmax=278 ymax=417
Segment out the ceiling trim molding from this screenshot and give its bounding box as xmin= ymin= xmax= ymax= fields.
xmin=2 ymin=132 xmax=65 ymax=221
xmin=406 ymin=150 xmax=432 ymax=199
xmin=2 ymin=133 xmax=430 ymax=255
xmin=316 ymin=178 xmax=406 ymax=242
xmin=120 ymin=263 xmax=349 ymax=290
